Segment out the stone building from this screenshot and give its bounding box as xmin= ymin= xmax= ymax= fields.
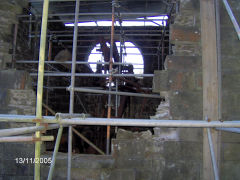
xmin=0 ymin=0 xmax=239 ymax=179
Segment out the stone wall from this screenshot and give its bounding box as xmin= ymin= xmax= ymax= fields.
xmin=152 ymin=0 xmax=240 ymax=179
xmin=219 ymin=0 xmax=240 ymax=178
xmin=0 ymin=70 xmax=36 ymax=179
xmin=0 ymin=0 xmax=28 ymax=69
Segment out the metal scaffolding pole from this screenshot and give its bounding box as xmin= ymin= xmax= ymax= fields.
xmin=106 ymin=0 xmax=115 ymax=155
xmin=0 ymin=124 xmax=63 ymax=137
xmin=30 ymin=73 xmax=154 ymax=77
xmin=222 ymin=0 xmax=240 ymax=39
xmin=68 ymin=0 xmax=80 ymax=179
xmin=29 ymin=33 xmax=169 ymax=38
xmin=16 ymin=60 xmax=143 ymax=65
xmin=58 ymin=118 xmax=240 ymax=128
xmin=215 ymin=128 xmax=240 ymax=134
xmin=19 ymin=12 xmax=165 ymax=18
xmin=34 ymin=0 xmax=49 ymax=179
xmin=47 ymin=126 xmax=63 ymax=180
xmin=69 ymin=87 xmax=161 ymax=99
xmin=207 ymin=128 xmax=220 ymax=180
xmin=0 ymin=136 xmax=54 ymax=143
xmin=1 ymin=115 xmax=240 ymax=128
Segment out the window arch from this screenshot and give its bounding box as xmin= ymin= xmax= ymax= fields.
xmin=88 ymin=41 xmax=144 ymax=74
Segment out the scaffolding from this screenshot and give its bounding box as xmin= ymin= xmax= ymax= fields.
xmin=0 ymin=0 xmax=240 ymax=180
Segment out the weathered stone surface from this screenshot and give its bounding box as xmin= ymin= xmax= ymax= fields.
xmin=109 ymin=169 xmax=135 ymax=180
xmin=223 ymin=143 xmax=240 ymax=161
xmin=0 ymin=70 xmax=32 ymax=90
xmin=169 ymin=71 xmax=202 ymax=91
xmin=163 ymin=141 xmax=202 ymax=161
xmin=172 ymin=42 xmax=201 ymax=56
xmin=166 ymin=56 xmax=202 ymax=71
xmin=170 ymin=25 xmax=201 ymax=43
xmin=169 ymin=90 xmax=203 ymax=120
xmin=153 ymin=70 xmax=169 ymax=92
xmin=116 ymin=129 xmax=152 ymax=140
xmin=174 ymin=10 xmax=200 ymax=28
xmin=221 ymin=161 xmax=240 ymax=180
xmin=222 ymin=91 xmax=240 ymax=120
xmin=179 ymin=0 xmax=200 ymax=11
xmin=162 ymin=161 xmax=201 ymax=180
xmin=221 ymin=131 xmax=240 ymax=143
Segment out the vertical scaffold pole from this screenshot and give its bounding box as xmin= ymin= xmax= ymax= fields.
xmin=34 ymin=0 xmax=49 ymax=180
xmin=68 ymin=0 xmax=80 ymax=179
xmin=106 ymin=0 xmax=116 ymax=155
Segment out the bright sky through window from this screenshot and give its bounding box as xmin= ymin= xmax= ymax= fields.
xmin=65 ymin=16 xmax=168 ymax=27
xmin=88 ymin=42 xmax=144 ymax=74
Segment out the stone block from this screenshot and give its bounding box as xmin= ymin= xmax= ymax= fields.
xmin=173 ymin=10 xmax=200 ymax=28
xmin=152 ymin=158 xmax=166 ymax=179
xmin=1 ymin=159 xmax=31 ymax=176
xmin=179 ymin=0 xmax=200 ymax=11
xmin=115 ymin=157 xmax=152 ymax=169
xmin=221 ymin=161 xmax=240 ymax=180
xmin=163 ymin=141 xmax=202 ymax=161
xmin=3 ymin=143 xmax=35 ymax=160
xmin=162 ymin=161 xmax=201 ymax=180
xmin=221 ymin=131 xmax=240 ymax=143
xmin=72 ymin=154 xmax=115 ymax=169
xmin=221 ymin=55 xmax=240 ymax=72
xmin=135 ymin=169 xmax=153 ymax=180
xmin=166 ymin=56 xmax=202 ymax=71
xmin=169 ymin=90 xmax=203 ymax=120
xmin=112 ymin=139 xmax=154 ymax=158
xmin=222 ymin=91 xmax=240 ymax=120
xmin=169 ymin=71 xmax=202 ymax=91
xmin=170 ymin=25 xmax=201 ymax=43
xmin=172 ymin=42 xmax=201 ymax=56
xmin=7 ymin=89 xmax=36 ymax=107
xmin=222 ymin=143 xmax=240 ymax=161
xmin=222 ymin=71 xmax=240 ymax=91
xmin=153 ymin=70 xmax=169 ymax=93
xmin=109 ymin=169 xmax=135 ymax=180
xmin=0 ymin=70 xmax=32 ymax=90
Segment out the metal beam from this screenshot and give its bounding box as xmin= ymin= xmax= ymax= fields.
xmin=69 ymin=87 xmax=161 ymax=98
xmin=68 ymin=0 xmax=80 ymax=179
xmin=16 ymin=60 xmax=143 ymax=65
xmin=0 ymin=124 xmax=63 ymax=137
xmin=0 ymin=136 xmax=54 ymax=143
xmin=47 ymin=126 xmax=63 ymax=180
xmin=207 ymin=128 xmax=220 ymax=180
xmin=215 ymin=128 xmax=240 ymax=134
xmin=1 ymin=115 xmax=240 ymax=128
xmin=222 ymin=0 xmax=240 ymax=40
xmin=30 ymin=73 xmax=154 ymax=78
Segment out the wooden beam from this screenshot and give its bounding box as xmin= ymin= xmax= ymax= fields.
xmin=200 ymin=0 xmax=221 ymax=179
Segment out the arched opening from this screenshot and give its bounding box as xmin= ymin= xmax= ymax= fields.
xmin=88 ymin=41 xmax=144 ymax=74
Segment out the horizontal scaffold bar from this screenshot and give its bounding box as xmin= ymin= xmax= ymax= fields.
xmin=0 ymin=136 xmax=54 ymax=142
xmin=69 ymin=87 xmax=161 ymax=98
xmin=1 ymin=114 xmax=240 ymax=128
xmin=16 ymin=60 xmax=143 ymax=65
xmin=29 ymin=73 xmax=154 ymax=77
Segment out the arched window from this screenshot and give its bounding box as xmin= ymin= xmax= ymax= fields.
xmin=88 ymin=41 xmax=144 ymax=74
